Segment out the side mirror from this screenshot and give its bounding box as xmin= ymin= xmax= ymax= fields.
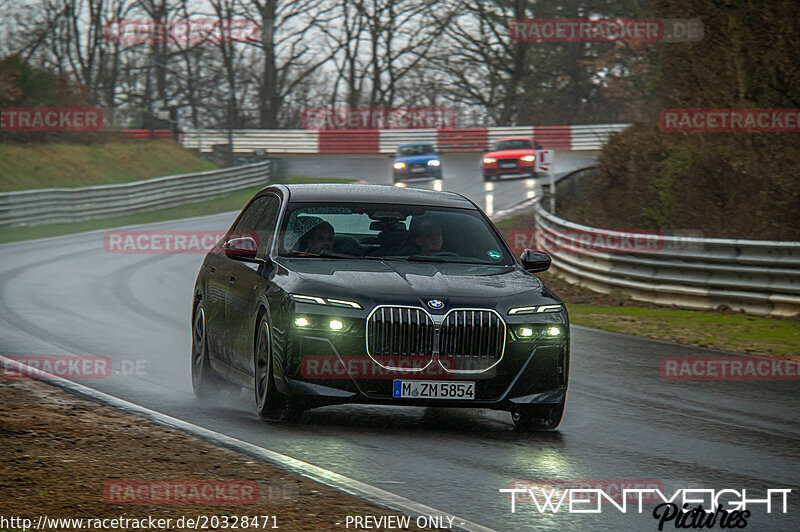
xmin=520 ymin=249 xmax=551 ymax=272
xmin=223 ymin=236 xmax=258 ymax=261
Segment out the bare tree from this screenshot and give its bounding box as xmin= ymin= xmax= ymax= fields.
xmin=248 ymin=0 xmax=335 ymax=127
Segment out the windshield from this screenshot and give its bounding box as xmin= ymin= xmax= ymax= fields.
xmin=279 ymin=202 xmax=511 ymax=265
xmin=494 ymin=139 xmax=532 ymax=151
xmin=396 ymin=145 xmax=436 ymax=157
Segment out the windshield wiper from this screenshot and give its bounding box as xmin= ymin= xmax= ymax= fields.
xmin=405 ymin=255 xmax=448 ymax=262
xmin=406 ymin=255 xmax=501 ymax=265
xmin=285 ymin=250 xmax=360 ymax=259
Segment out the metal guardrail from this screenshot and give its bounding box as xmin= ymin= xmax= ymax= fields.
xmin=180 ymin=124 xmax=630 ymax=154
xmin=0 ymin=161 xmax=272 ymax=227
xmin=533 ymin=169 xmax=800 ymax=317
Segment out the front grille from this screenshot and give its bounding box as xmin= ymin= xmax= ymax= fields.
xmin=367 ymin=306 xmax=435 ymax=368
xmin=439 ymin=310 xmax=505 ymax=371
xmin=408 ymin=162 xmax=427 ymax=172
xmin=497 ymin=158 xmax=518 ymax=169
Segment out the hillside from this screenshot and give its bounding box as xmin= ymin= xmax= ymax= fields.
xmin=0 ymin=140 xmax=217 ymax=192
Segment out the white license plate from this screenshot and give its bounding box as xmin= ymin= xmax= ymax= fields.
xmin=393 ymin=380 xmax=475 ymax=400
xmin=410 ymin=167 xmax=426 ymax=173
xmin=499 ymin=162 xmax=517 ymax=169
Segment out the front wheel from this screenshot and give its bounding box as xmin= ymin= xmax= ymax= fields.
xmin=483 ymin=173 xmax=495 ymax=182
xmin=512 ymin=402 xmax=564 ymax=431
xmin=254 ymin=315 xmax=303 ymax=421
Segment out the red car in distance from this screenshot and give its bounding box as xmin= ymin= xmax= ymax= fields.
xmin=481 ymin=137 xmax=541 ymax=181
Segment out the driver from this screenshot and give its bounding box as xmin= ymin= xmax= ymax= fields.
xmin=296 ymin=221 xmax=334 ymax=253
xmin=414 ymin=219 xmax=443 ymax=255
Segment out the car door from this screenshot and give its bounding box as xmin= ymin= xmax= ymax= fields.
xmin=225 ymin=193 xmax=282 ymax=375
xmin=215 ymin=196 xmax=271 ymax=366
xmin=202 ymin=247 xmax=233 ymax=365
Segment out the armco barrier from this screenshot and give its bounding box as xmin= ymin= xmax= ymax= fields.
xmin=438 ymin=128 xmax=489 ymax=152
xmin=181 ymin=124 xmax=629 ymax=154
xmin=319 ymin=130 xmax=379 ymax=153
xmin=0 ymin=162 xmax=271 ymax=227
xmin=119 ymin=129 xmax=172 ymax=139
xmin=181 ymin=129 xmax=321 ymax=154
xmin=532 ymin=175 xmax=800 ymax=317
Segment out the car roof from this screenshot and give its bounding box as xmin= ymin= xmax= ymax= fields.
xmin=397 ymin=142 xmax=434 ymax=147
xmin=270 ymin=183 xmax=474 ymax=208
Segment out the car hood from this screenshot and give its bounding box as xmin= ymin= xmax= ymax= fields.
xmin=395 ymin=154 xmax=439 ymax=164
xmin=278 ymin=258 xmax=545 ymax=304
xmin=484 ymin=149 xmax=534 ymax=159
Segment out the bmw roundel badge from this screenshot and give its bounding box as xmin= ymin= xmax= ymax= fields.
xmin=427 ymin=299 xmax=444 ymax=309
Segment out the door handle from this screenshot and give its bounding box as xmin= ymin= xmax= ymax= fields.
xmin=209 ymin=267 xmax=216 ymax=274
xmin=229 ymin=276 xmax=236 ymax=284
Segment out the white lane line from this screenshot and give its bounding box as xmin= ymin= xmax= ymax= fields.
xmin=0 ymin=355 xmax=497 ymax=532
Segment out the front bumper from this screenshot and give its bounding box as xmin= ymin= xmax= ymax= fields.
xmin=281 ymin=326 xmax=569 ymax=411
xmin=483 ymin=163 xmax=536 ymax=178
xmin=393 ymin=167 xmax=442 ymax=180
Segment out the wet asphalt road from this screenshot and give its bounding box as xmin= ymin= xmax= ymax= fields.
xmin=0 ymin=155 xmax=798 ymax=531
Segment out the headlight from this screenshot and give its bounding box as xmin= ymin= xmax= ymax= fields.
xmin=290 ymin=294 xmax=362 ymax=309
xmin=293 ymin=315 xmax=351 ymax=332
xmin=508 ymin=304 xmax=563 ymax=315
xmin=393 ymin=162 xmax=406 ymax=170
xmin=482 ymin=157 xmax=496 ymax=164
xmin=520 ymin=155 xmax=535 ymax=162
xmin=513 ymin=324 xmax=563 ymax=340
xmin=546 ymin=326 xmax=561 ymax=336
xmin=427 ymin=159 xmax=440 ymax=167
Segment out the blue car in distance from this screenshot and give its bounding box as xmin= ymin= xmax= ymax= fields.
xmin=392 ymin=142 xmax=442 ymax=182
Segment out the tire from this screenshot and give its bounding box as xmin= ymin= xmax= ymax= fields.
xmin=191 ymin=301 xmax=227 ymax=400
xmin=254 ymin=314 xmax=303 ymax=421
xmin=483 ymin=173 xmax=495 ymax=182
xmin=512 ymin=402 xmax=564 ymax=431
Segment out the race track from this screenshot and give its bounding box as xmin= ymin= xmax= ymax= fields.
xmin=0 ymin=154 xmax=798 ymax=531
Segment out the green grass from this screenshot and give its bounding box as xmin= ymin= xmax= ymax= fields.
xmin=0 ymin=141 xmax=218 ymax=191
xmin=0 ymin=176 xmax=355 ymax=244
xmin=567 ymin=304 xmax=800 ymax=358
